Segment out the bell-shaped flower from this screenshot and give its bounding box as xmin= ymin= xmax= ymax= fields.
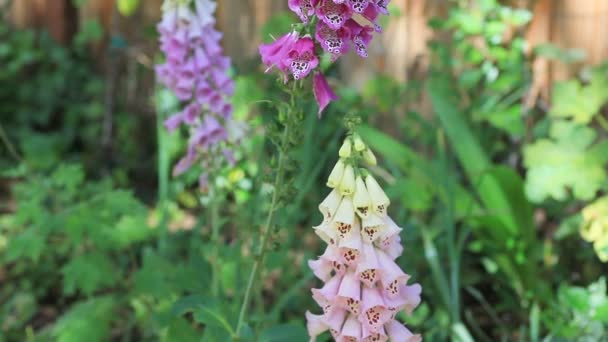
xmin=312 ymin=273 xmax=343 ymax=315
xmin=333 ymin=196 xmax=355 ymax=239
xmin=327 ymin=159 xmax=346 ymax=188
xmin=338 ymin=314 xmax=362 ymax=341
xmin=365 ymin=174 xmax=390 ymax=215
xmin=286 ymin=37 xmax=319 ymax=80
xmin=385 ymin=320 xmax=422 ymax=342
xmin=354 ymin=176 xmax=372 ymax=218
xmin=337 ymin=270 xmax=362 ymax=315
xmin=356 ymin=242 xmax=380 ymax=287
xmin=338 ymin=219 xmax=362 ymax=266
xmin=319 ymin=189 xmax=343 ymax=221
xmin=314 ymin=220 xmax=338 ymax=245
xmin=349 ymin=0 xmax=371 ymax=13
xmin=258 ymin=31 xmax=299 ymax=78
xmin=377 ymin=233 xmax=403 ymax=260
xmin=288 ymin=0 xmax=317 ymax=23
xmin=316 ymin=0 xmax=352 ymax=30
xmin=377 ymin=249 xmax=411 ymax=298
xmin=306 ymin=308 xmax=347 ymax=342
xmin=362 ymin=213 xmax=385 ymax=243
xmin=363 ymin=148 xmax=377 ymax=165
xmin=315 ymin=21 xmax=350 ymax=57
xmin=362 ymin=323 xmax=388 ymax=342
xmin=313 ymin=72 xmax=338 ymax=118
xmin=309 ymin=244 xmax=345 ymax=281
xmin=344 ymin=19 xmax=374 ymax=58
xmin=339 ymin=165 xmax=356 ymax=196
xmin=361 ymin=286 xmax=391 ymax=332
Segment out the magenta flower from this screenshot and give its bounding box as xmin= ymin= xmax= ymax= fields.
xmin=157 ymin=0 xmax=245 ymax=184
xmin=259 ymin=0 xmax=392 ymax=117
xmin=313 ymin=72 xmax=339 ymax=118
xmin=286 ymin=37 xmax=319 ymax=80
xmin=259 ymin=31 xmax=300 ymax=78
xmin=307 ymin=136 xmax=422 ymax=341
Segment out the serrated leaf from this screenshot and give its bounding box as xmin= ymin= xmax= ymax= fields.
xmin=551 ymin=72 xmax=608 ymax=124
xmin=53 ymin=296 xmax=116 ymax=342
xmin=524 ymin=120 xmax=608 ymax=202
xmin=61 ymin=252 xmax=119 ymax=296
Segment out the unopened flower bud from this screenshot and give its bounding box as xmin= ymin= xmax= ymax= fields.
xmin=353 ymin=134 xmax=366 ymax=152
xmin=339 ymin=138 xmax=352 ymax=158
xmin=365 ymin=174 xmax=390 ymax=215
xmin=339 ymin=164 xmax=356 ymax=196
xmin=362 ymin=149 xmax=377 ymax=166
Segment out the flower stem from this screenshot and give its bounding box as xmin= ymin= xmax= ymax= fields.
xmin=210 ymin=195 xmax=221 ymax=297
xmin=235 ymin=95 xmax=295 ymax=338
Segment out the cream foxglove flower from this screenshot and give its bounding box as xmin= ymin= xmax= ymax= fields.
xmin=353 ymin=175 xmax=371 ymax=218
xmin=307 ymin=134 xmax=421 ymax=341
xmin=339 ymin=164 xmax=356 ymax=196
xmin=327 ymin=159 xmax=346 ymax=188
xmin=365 ymin=174 xmax=390 ymax=216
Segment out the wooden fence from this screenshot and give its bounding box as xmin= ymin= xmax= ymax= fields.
xmin=4 ymin=0 xmax=608 ymax=86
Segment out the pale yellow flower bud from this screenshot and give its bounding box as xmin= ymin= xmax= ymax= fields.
xmin=353 ymin=134 xmax=366 ymax=152
xmin=353 ymin=176 xmax=371 ymax=218
xmin=327 ymin=159 xmax=345 ymax=188
xmin=339 ymin=165 xmax=356 ymax=196
xmin=365 ymin=174 xmax=390 ymax=215
xmin=339 ymin=139 xmax=352 ymax=158
xmin=362 ymin=148 xmax=377 ymax=166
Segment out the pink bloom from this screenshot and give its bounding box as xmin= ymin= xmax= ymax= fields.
xmin=288 ymin=0 xmax=318 ymax=23
xmin=315 ymin=21 xmax=350 ymax=56
xmin=313 ymin=72 xmax=339 ymax=118
xmin=259 ymin=31 xmax=299 ymax=78
xmin=385 ymin=320 xmax=422 ymax=342
xmin=311 ymin=273 xmax=343 ymax=314
xmin=316 ymin=0 xmax=352 ymax=30
xmin=361 ymin=286 xmax=391 ymax=332
xmin=286 ymin=37 xmax=319 ymax=80
xmin=338 ymin=315 xmax=362 ymax=341
xmin=356 ymin=242 xmax=380 ymax=287
xmin=362 ymin=324 xmax=388 ymax=342
xmin=349 ymin=0 xmax=371 ymax=13
xmin=344 ymin=19 xmax=374 ymax=58
xmin=336 ymin=270 xmax=362 ymax=315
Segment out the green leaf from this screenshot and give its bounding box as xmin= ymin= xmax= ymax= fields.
xmin=61 ymin=252 xmax=119 ymax=296
xmin=524 ymin=120 xmax=608 ymax=202
xmin=559 ymin=286 xmax=591 ymax=313
xmin=551 ymin=72 xmax=608 ymax=124
xmin=259 ymin=323 xmax=308 ymax=342
xmin=171 ymin=295 xmax=234 ymax=337
xmin=117 ymin=0 xmax=139 ymax=17
xmin=53 ymin=296 xmax=116 ymax=342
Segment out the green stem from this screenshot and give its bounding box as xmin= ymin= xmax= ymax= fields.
xmin=235 ymin=101 xmax=294 ymax=338
xmin=156 ymin=89 xmax=170 ymax=254
xmin=0 ymin=122 xmax=23 ymax=163
xmin=210 ymin=195 xmax=221 ymax=297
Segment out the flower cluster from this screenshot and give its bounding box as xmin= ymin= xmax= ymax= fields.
xmin=581 ymin=196 xmax=608 ymax=262
xmin=258 ymin=0 xmax=391 ymax=116
xmin=306 ymin=134 xmax=422 ymax=341
xmin=156 ymin=0 xmax=244 ymax=184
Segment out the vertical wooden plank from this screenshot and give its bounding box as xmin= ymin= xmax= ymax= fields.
xmin=9 ymin=0 xmax=77 ymax=43
xmin=216 ymin=0 xmax=287 ymax=67
xmin=551 ymin=0 xmax=608 ymax=80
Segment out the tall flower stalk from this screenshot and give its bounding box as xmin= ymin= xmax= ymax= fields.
xmin=306 ymin=130 xmax=422 ymax=341
xmin=239 ymin=0 xmax=394 ymax=337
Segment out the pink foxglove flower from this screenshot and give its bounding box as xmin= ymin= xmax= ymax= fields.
xmin=259 ymin=0 xmax=392 ymax=116
xmin=313 ymin=72 xmax=339 ymax=118
xmin=307 ymin=134 xmax=422 ymax=341
xmin=156 ymin=0 xmax=245 ymax=185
